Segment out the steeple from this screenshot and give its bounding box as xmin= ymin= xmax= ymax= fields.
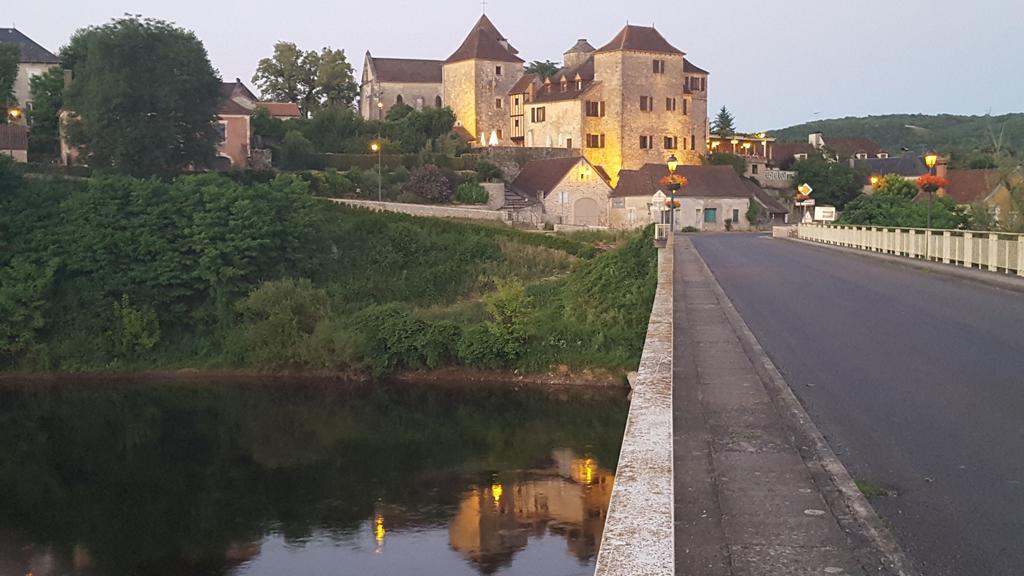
xmin=446 ymin=15 xmax=522 ymax=64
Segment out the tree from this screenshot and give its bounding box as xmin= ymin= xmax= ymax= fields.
xmin=525 ymin=60 xmax=560 ymax=79
xmin=746 ymin=199 xmax=762 ymax=227
xmin=793 ymin=156 xmax=865 ymax=210
xmin=252 ymin=42 xmax=357 ymax=117
xmin=707 ymin=152 xmax=746 ymax=176
xmin=28 ymin=66 xmax=65 ymax=157
xmin=62 ymin=16 xmax=222 ymax=175
xmin=839 ymin=192 xmax=966 ymax=229
xmin=711 ymin=106 xmax=736 ymax=136
xmin=278 ymin=130 xmax=319 ymax=170
xmin=403 ymin=164 xmax=451 ymax=202
xmin=873 ymin=174 xmax=918 ymax=199
xmin=0 ymin=43 xmax=19 ymax=120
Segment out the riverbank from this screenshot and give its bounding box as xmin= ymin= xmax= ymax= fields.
xmin=0 ymin=365 xmax=628 ymax=390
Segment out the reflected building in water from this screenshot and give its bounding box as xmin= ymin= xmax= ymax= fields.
xmin=447 ymin=449 xmax=614 ymax=574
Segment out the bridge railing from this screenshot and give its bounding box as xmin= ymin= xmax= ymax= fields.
xmin=797 ymin=223 xmax=1024 ymax=277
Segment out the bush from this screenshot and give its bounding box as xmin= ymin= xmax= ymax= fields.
xmin=457 ymin=324 xmax=508 ymax=370
xmin=483 ymin=278 xmax=533 ymax=363
xmin=475 ymin=160 xmax=503 ymax=182
xmin=236 ymin=278 xmax=331 ymax=369
xmin=455 ymin=177 xmax=490 ymax=204
xmin=279 ymin=130 xmax=321 ymax=170
xmin=352 ymin=304 xmax=460 ymax=374
xmin=111 ymin=294 xmax=161 ymax=362
xmin=403 ymin=164 xmax=452 ymax=203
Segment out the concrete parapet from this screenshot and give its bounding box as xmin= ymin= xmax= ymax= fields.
xmin=594 ymin=241 xmax=674 ymax=576
xmin=327 ymin=198 xmax=506 ymax=222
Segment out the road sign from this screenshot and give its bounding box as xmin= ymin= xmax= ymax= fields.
xmin=814 ymin=206 xmax=837 ymax=222
xmin=797 ymin=183 xmax=814 ymax=196
xmin=795 ymin=199 xmax=816 ymax=207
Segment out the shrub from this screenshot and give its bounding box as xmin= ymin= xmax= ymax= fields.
xmin=455 ymin=177 xmax=490 ymax=204
xmin=483 ymin=279 xmax=533 ymax=362
xmin=352 ymin=304 xmax=460 ymax=373
xmin=725 ymin=218 xmax=733 ymax=231
xmin=236 ymin=278 xmax=331 ymax=369
xmin=475 ymin=160 xmax=503 ymax=182
xmin=457 ymin=324 xmax=508 ymax=370
xmin=403 ymin=164 xmax=451 ymax=203
xmin=279 ymin=130 xmax=321 ymax=170
xmin=111 ymin=294 xmax=161 ymax=361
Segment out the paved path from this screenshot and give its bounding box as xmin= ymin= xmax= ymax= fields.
xmin=672 ymin=236 xmax=873 ymax=576
xmin=689 ymin=233 xmax=1024 ymax=576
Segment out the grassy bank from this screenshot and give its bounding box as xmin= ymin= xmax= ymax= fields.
xmin=0 ymin=158 xmax=657 ymax=378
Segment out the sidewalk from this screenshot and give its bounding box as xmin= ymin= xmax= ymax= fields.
xmin=672 ymin=235 xmax=906 ymax=576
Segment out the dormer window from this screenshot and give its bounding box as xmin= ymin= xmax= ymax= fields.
xmin=561 ymin=80 xmax=568 ymax=92
xmin=577 ymin=80 xmax=583 ymax=91
xmin=856 ymin=153 xmax=868 ymax=160
xmin=878 ymin=152 xmax=889 ymax=159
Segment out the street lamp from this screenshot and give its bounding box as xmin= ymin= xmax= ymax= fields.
xmin=7 ymin=107 xmax=22 ymax=122
xmin=870 ymin=175 xmax=880 ymax=188
xmin=924 ymin=151 xmax=939 ymax=229
xmin=370 ymin=141 xmax=382 ymax=202
xmin=667 ymin=154 xmax=679 ymax=230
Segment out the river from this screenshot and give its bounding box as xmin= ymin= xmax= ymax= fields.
xmin=0 ymin=380 xmax=627 ymax=576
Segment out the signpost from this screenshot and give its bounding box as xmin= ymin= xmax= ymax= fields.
xmin=795 ymin=183 xmax=815 ymax=224
xmin=814 ymin=206 xmax=837 ymax=222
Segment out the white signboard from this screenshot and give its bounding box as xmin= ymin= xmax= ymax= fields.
xmin=795 ymin=199 xmax=816 ymax=207
xmin=814 ymin=206 xmax=837 ymax=222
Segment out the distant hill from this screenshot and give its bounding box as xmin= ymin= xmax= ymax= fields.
xmin=769 ymin=113 xmax=1024 ymax=155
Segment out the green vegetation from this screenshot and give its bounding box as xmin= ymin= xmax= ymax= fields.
xmin=770 ymin=113 xmax=1024 ymax=157
xmin=707 ymin=152 xmax=747 ymax=176
xmin=0 ymin=43 xmax=18 ymax=116
xmin=855 ymin=480 xmax=891 ymax=499
xmin=839 ymin=174 xmax=966 ymax=229
xmin=252 ymin=41 xmax=358 ymax=116
xmin=525 ymin=60 xmax=560 ymax=79
xmin=62 ymin=16 xmax=222 ymax=175
xmin=711 ymin=105 xmax=737 ymax=136
xmin=0 ymin=158 xmax=655 ymax=376
xmin=793 ymin=156 xmax=866 ymax=210
xmin=27 ymin=66 xmax=65 ymax=158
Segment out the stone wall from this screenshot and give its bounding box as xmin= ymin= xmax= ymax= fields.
xmin=678 ymin=197 xmax=752 ymax=231
xmin=609 ymin=196 xmax=658 ymax=230
xmin=360 ymin=80 xmax=443 ymax=120
xmin=475 ymin=59 xmax=524 ymax=146
xmin=594 ymin=239 xmax=674 ymax=576
xmin=443 ymin=60 xmax=479 ymax=139
xmin=327 ymin=198 xmax=506 ymax=221
xmin=524 ymin=99 xmax=583 ymax=149
xmin=477 ymin=146 xmax=581 ymax=181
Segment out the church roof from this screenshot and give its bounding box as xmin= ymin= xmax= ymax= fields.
xmin=0 ymin=28 xmax=60 ymax=64
xmin=446 ymin=15 xmax=523 ymax=64
xmin=596 ymin=25 xmax=683 ymax=56
xmin=368 ymin=56 xmax=443 ymax=83
xmin=564 ymin=38 xmax=596 ymax=55
xmin=684 ymin=60 xmax=709 ymax=75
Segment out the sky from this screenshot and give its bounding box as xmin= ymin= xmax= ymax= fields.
xmin=11 ymin=0 xmax=1024 ymax=130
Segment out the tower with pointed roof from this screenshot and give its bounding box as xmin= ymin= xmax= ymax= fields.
xmin=442 ymin=15 xmax=524 ymax=147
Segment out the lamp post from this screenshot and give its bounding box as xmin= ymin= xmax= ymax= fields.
xmin=924 ymin=151 xmax=939 ymax=230
xmin=370 ymin=141 xmax=382 ymax=202
xmin=667 ymin=154 xmax=679 ymax=230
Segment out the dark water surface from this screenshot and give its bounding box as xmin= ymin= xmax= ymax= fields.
xmin=0 ymin=381 xmax=627 ymax=576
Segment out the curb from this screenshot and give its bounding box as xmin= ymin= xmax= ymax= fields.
xmin=689 ymin=238 xmax=921 ymax=576
xmin=784 ymin=237 xmax=1024 ymax=296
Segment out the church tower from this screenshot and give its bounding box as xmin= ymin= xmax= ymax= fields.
xmin=443 ymin=15 xmax=524 ymax=146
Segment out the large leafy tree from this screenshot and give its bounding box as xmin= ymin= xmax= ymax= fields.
xmin=27 ymin=66 xmax=65 ymax=157
xmin=793 ymin=156 xmax=865 ymax=210
xmin=711 ymin=106 xmax=736 ymax=136
xmin=525 ymin=60 xmax=560 ymax=79
xmin=252 ymin=42 xmax=357 ymax=117
xmin=0 ymin=43 xmax=19 ymax=121
xmin=62 ymin=16 xmax=222 ymax=175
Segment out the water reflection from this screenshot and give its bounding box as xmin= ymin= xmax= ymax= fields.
xmin=0 ymin=382 xmax=626 ymax=576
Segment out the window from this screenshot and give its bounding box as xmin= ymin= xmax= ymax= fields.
xmin=878 ymin=152 xmax=889 ymax=159
xmin=497 ymin=129 xmax=503 ymax=139
xmin=683 ymin=99 xmax=688 ymax=115
xmin=704 ymin=208 xmax=718 ymax=223
xmin=666 ymin=97 xmax=677 ymax=112
xmin=691 ymin=135 xmax=696 ymax=151
xmin=531 ymin=107 xmax=546 ymax=122
xmin=640 ymin=96 xmax=653 ymax=112
xmin=653 ymin=59 xmax=666 ymax=74
xmin=752 ymin=164 xmax=759 ymax=174
xmin=215 ymin=121 xmax=227 ymax=143
xmin=561 ymin=80 xmax=568 ymax=92
xmin=733 ymin=209 xmax=740 ymax=223
xmin=495 ymin=98 xmax=503 ymax=109
xmin=586 ymin=134 xmax=605 ymax=148
xmin=514 ymin=118 xmax=520 ymax=128
xmin=684 ymin=77 xmax=690 ymax=91
xmin=664 ymin=136 xmax=678 ymax=150
xmin=396 ymin=94 xmax=404 ymax=105
xmin=640 ymin=135 xmax=654 ymax=150
xmin=795 ymin=153 xmax=808 ymax=160
xmin=585 ymin=100 xmax=606 ymax=117
xmin=496 ymin=66 xmax=502 ymax=75
xmin=566 ymin=138 xmax=573 ymax=149
xmin=856 ymin=152 xmax=867 ymax=159
xmin=514 ymin=96 xmax=520 ymax=106
xmin=435 ymin=95 xmax=443 ymax=108
xmin=700 ymin=77 xmax=706 ymax=91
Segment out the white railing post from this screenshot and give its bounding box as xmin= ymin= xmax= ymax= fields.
xmin=943 ymin=231 xmax=952 ymax=264
xmin=1018 ymin=236 xmax=1024 ymax=276
xmin=988 ymin=233 xmax=999 ymax=271
xmin=964 ymin=233 xmax=974 ymax=268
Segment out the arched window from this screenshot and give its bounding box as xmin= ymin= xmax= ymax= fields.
xmin=396 ymin=94 xmax=404 ymax=105
xmin=435 ymin=95 xmax=443 ymax=108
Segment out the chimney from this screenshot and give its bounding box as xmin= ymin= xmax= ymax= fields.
xmin=63 ymin=69 xmax=73 ymax=89
xmin=936 ymin=157 xmax=949 ymax=180
xmin=808 ymin=132 xmax=824 ymax=149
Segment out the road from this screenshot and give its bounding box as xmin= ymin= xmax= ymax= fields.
xmin=689 ymin=233 xmax=1024 ymax=576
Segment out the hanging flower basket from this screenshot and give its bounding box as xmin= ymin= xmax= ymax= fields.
xmin=664 ymin=199 xmax=681 ymax=209
xmin=659 ymin=174 xmax=689 ymax=192
xmin=916 ymin=174 xmax=947 ymax=193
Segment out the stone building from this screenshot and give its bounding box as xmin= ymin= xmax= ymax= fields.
xmin=215 ymin=80 xmax=301 ymax=169
xmin=443 ymin=15 xmax=524 ymax=147
xmin=0 ymin=28 xmax=61 ymax=124
xmin=359 ymin=53 xmax=444 ymax=120
xmin=508 ymin=156 xmax=612 ymax=227
xmin=508 ymin=25 xmax=709 ymax=185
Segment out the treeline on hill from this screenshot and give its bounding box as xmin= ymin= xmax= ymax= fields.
xmin=770 ymin=113 xmax=1024 ymax=164
xmin=0 ymin=158 xmax=656 ymax=375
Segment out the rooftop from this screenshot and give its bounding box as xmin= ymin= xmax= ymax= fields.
xmin=596 ymin=25 xmax=683 ymax=56
xmin=613 ymin=164 xmax=755 ymax=198
xmin=510 ymin=156 xmax=594 ymax=198
xmin=0 ymin=124 xmax=28 ymax=150
xmin=446 ymin=15 xmax=523 ymax=64
xmin=0 ymin=28 xmax=60 ymax=64
xmin=367 ymin=55 xmax=443 ymax=84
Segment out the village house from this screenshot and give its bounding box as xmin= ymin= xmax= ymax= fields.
xmin=609 ymin=164 xmax=788 ymax=231
xmin=0 ymin=28 xmax=61 ymax=124
xmin=507 ymin=156 xmax=612 ymax=227
xmin=925 ymin=166 xmax=1023 ymax=224
xmin=772 ymin=133 xmax=889 ymax=170
xmin=215 ymin=80 xmax=300 ymax=170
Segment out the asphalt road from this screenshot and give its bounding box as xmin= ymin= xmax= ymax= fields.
xmin=689 ymin=233 xmax=1024 ymax=576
